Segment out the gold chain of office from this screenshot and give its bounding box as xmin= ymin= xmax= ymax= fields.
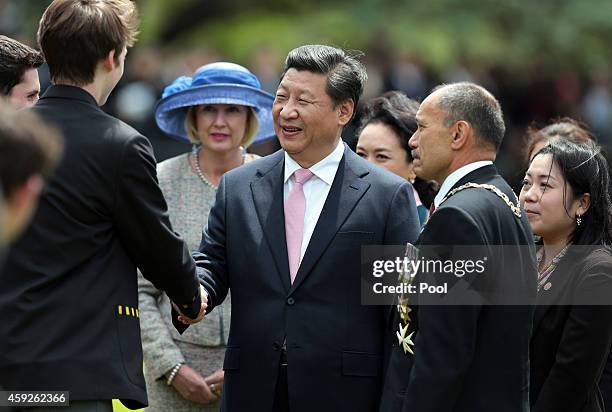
xmin=439 ymin=183 xmax=522 ymax=218
xmin=395 ymin=183 xmax=521 ymax=356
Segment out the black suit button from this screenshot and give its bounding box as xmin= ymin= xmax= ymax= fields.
xmin=273 ymin=341 xmax=281 ymax=351
xmin=287 ymin=297 xmax=295 ymax=306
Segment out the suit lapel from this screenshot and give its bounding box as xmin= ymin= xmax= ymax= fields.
xmin=251 ymin=151 xmax=291 ymax=292
xmin=289 ymin=148 xmax=371 ymax=294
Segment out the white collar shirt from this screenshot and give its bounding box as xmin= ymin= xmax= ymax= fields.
xmin=433 ymin=160 xmax=493 ymax=209
xmin=283 ymin=139 xmax=345 ymax=263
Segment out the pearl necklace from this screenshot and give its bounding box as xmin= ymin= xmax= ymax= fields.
xmin=190 ymin=146 xmax=246 ymax=190
xmin=191 ymin=149 xmax=217 ymax=189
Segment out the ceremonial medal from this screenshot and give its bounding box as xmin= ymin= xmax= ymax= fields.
xmin=396 ymin=243 xmax=418 ymax=356
xmin=396 ymin=323 xmax=415 ymax=355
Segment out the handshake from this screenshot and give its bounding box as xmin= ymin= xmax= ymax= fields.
xmin=171 ymin=285 xmax=209 ymax=334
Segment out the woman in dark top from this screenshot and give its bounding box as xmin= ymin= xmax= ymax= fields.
xmin=519 ymin=135 xmax=612 ymax=412
xmin=356 ymin=91 xmax=437 ymax=226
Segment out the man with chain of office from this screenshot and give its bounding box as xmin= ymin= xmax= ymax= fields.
xmin=379 ymin=82 xmax=537 ymax=412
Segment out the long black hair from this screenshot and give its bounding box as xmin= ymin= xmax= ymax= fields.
xmin=534 ymin=138 xmax=612 ymax=246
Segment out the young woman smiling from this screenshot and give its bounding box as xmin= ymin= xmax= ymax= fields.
xmin=519 ymin=135 xmax=612 ymax=412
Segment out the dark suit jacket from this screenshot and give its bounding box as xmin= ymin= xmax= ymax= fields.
xmin=0 ymin=86 xmax=201 ymax=409
xmin=601 ymin=349 xmax=612 ymax=412
xmin=531 ymin=247 xmax=612 ymax=412
xmin=380 ymin=164 xmax=537 ymax=412
xmin=193 ymin=146 xmax=421 ymax=412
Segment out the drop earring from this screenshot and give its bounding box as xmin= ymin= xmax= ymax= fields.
xmin=576 ymin=214 xmax=582 ymax=226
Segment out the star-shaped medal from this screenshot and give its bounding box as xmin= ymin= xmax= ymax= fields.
xmin=396 ymin=323 xmax=415 ymax=355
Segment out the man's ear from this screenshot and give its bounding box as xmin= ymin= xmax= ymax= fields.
xmin=450 ymin=120 xmax=471 ymax=150
xmin=102 ymin=49 xmax=117 ymax=72
xmin=7 ymin=175 xmax=43 ymax=212
xmin=338 ymin=99 xmax=355 ymax=126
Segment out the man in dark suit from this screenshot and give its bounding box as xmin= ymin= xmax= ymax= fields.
xmin=380 ymin=82 xmax=537 ymax=411
xmin=0 ymin=1 xmax=205 ymax=410
xmin=188 ymin=45 xmax=421 ymax=412
xmin=0 ymin=100 xmax=62 ymax=412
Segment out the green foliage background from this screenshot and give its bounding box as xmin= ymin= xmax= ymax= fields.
xmin=12 ymin=0 xmax=612 ymax=74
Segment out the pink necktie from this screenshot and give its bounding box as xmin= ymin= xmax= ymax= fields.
xmin=285 ymin=168 xmax=314 ymax=283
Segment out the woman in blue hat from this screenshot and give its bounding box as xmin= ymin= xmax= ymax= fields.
xmin=138 ymin=62 xmax=275 ymax=411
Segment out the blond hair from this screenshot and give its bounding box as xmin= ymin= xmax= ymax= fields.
xmin=184 ymin=105 xmax=260 ymax=147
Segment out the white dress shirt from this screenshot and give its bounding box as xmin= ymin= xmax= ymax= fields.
xmin=433 ymin=160 xmax=493 ymax=209
xmin=283 ymin=139 xmax=344 ymax=265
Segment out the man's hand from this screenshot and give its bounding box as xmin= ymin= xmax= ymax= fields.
xmin=173 ymin=285 xmax=208 ymax=324
xmin=204 ymin=368 xmax=224 ymax=398
xmin=170 ymin=364 xmax=218 ymax=404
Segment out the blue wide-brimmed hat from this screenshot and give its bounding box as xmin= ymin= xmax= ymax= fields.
xmin=155 ymin=62 xmax=276 ymax=145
